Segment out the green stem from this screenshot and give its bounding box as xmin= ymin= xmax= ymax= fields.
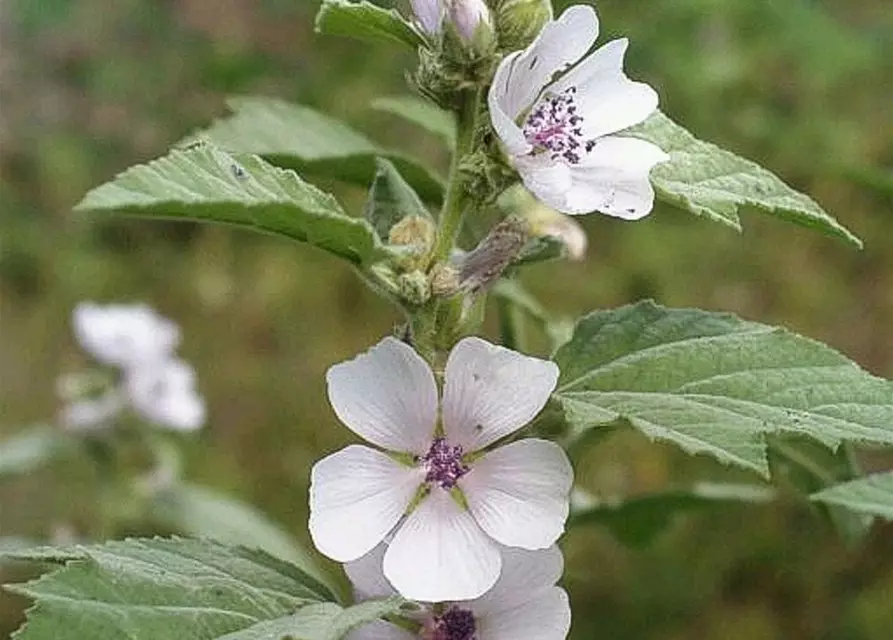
xmin=431 ymin=88 xmax=482 ymax=264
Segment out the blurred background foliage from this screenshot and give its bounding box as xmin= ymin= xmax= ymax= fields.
xmin=1 ymin=0 xmax=892 ymax=638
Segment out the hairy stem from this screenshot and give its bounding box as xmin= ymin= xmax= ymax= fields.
xmin=431 ymin=88 xmax=482 ymax=264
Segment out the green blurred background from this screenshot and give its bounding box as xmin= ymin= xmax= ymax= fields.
xmin=1 ymin=0 xmax=893 ymax=637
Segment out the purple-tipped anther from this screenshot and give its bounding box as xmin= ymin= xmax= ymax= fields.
xmin=425 ymin=606 xmax=477 ymax=640
xmin=422 ymin=437 xmax=469 ymax=489
xmin=522 ymin=86 xmax=597 ymax=164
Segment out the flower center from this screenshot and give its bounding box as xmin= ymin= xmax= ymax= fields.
xmin=423 ymin=606 xmax=477 ymax=640
xmin=422 ymin=437 xmax=468 ymax=489
xmin=522 ymin=86 xmax=596 ymax=165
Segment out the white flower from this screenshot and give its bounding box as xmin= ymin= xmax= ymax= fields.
xmin=344 ymin=544 xmax=571 ymax=640
xmin=411 ymin=0 xmax=445 ymax=35
xmin=488 ymin=5 xmax=668 ymax=219
xmin=125 ymin=359 xmax=206 ymax=431
xmin=309 ymin=337 xmax=572 ymax=602
xmin=73 ymin=302 xmax=180 ymax=369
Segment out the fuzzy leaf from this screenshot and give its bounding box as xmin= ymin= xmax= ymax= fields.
xmin=75 ymin=144 xmax=389 ymax=265
xmin=371 ymin=96 xmax=456 ymax=150
xmin=315 ymin=0 xmax=424 ymax=49
xmin=553 ymin=301 xmax=893 ymax=477
xmin=186 ymin=97 xmax=444 ymax=204
xmin=149 ymin=483 xmax=336 ymax=595
xmin=812 ymin=472 xmax=893 ymax=520
xmin=363 ymin=158 xmax=432 ymax=241
xmin=5 ymin=538 xmax=357 ymax=640
xmin=629 ymin=111 xmax=861 ymax=247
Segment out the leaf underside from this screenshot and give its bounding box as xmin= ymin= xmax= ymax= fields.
xmin=812 ymin=471 xmax=893 ymax=520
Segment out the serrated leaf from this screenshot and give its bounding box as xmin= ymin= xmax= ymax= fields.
xmin=186 ymin=97 xmax=444 ymax=204
xmin=570 ymin=483 xmax=776 ymax=546
xmin=75 ymin=144 xmax=389 ymax=266
xmin=363 ymin=158 xmax=432 ymax=241
xmin=0 ymin=426 xmax=71 ymax=477
xmin=553 ymin=301 xmax=893 ymax=477
xmin=315 ymin=0 xmax=423 ymax=49
xmin=6 ymin=538 xmax=337 ymax=640
xmin=149 ymin=483 xmax=336 ymax=596
xmin=218 ymin=598 xmax=407 ymax=640
xmin=812 ymin=471 xmax=893 ymax=520
xmin=371 ymin=96 xmax=456 ymax=150
xmin=628 ymin=111 xmax=861 ymax=247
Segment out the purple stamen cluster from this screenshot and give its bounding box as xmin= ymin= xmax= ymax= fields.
xmin=422 ymin=437 xmax=469 ymax=489
xmin=426 ymin=606 xmax=477 ymax=640
xmin=522 ymin=86 xmax=597 ymax=164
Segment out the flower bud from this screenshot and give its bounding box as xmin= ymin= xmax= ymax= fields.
xmin=411 ymin=0 xmax=445 ymax=36
xmin=493 ymin=0 xmax=553 ymax=51
xmin=448 ymin=0 xmax=493 ymax=44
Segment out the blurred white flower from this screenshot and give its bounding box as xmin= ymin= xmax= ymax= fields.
xmin=62 ymin=303 xmax=205 ymax=432
xmin=73 ymin=302 xmax=180 ymax=369
xmin=345 ymin=544 xmax=571 ymax=640
xmin=488 ymin=5 xmax=667 ymax=219
xmin=309 ymin=337 xmax=572 ymax=602
xmin=126 ymin=359 xmax=205 ymax=432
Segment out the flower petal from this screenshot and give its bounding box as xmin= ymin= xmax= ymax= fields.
xmin=125 ymin=359 xmax=205 ymax=431
xmin=73 ymin=303 xmax=180 ymax=368
xmin=384 ymin=488 xmax=501 ymax=602
xmin=563 ymin=135 xmax=668 ymax=218
xmin=498 ymin=5 xmax=599 ymax=121
xmin=344 ymin=543 xmax=396 ymax=602
xmin=514 ymin=156 xmax=573 ymax=213
xmin=552 ymin=38 xmax=659 ymax=139
xmin=346 ymin=620 xmax=417 ymax=640
xmin=488 ymin=56 xmax=534 ymax=157
xmin=310 ymin=445 xmax=424 ymax=562
xmin=326 ymin=337 xmax=438 ymax=455
xmin=442 ymin=337 xmax=559 ymax=451
xmin=476 ymin=586 xmax=571 ymax=640
xmin=462 ymin=439 xmax=573 ymax=550
xmin=469 ymin=546 xmax=564 ymax=614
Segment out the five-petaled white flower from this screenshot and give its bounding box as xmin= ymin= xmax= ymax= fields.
xmin=63 ymin=303 xmax=205 ymax=432
xmin=488 ymin=4 xmax=668 ymax=219
xmin=309 ymin=336 xmax=573 ymax=602
xmin=344 ymin=544 xmax=571 ymax=640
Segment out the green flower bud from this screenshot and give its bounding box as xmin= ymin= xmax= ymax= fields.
xmin=494 ymin=0 xmax=553 ymax=51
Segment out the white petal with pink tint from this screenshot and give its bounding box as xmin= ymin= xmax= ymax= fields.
xmin=442 ymin=337 xmax=559 ymax=451
xmin=326 ymin=337 xmax=438 ymax=455
xmin=309 ymin=445 xmax=424 ymax=562
xmin=462 ymin=439 xmax=573 ymax=549
xmin=384 ymin=488 xmax=501 ymax=602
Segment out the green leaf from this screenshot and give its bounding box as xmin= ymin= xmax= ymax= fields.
xmin=553 ymin=301 xmax=893 ymax=477
xmin=149 ymin=483 xmax=336 ymax=596
xmin=75 ymin=144 xmax=389 ymax=266
xmin=363 ymin=158 xmax=432 ymax=241
xmin=371 ymin=96 xmax=456 ymax=150
xmin=219 ymin=598 xmax=408 ymax=640
xmin=512 ymin=235 xmax=568 ymax=267
xmin=315 ymin=0 xmax=424 ymax=49
xmin=6 ymin=538 xmax=342 ymax=640
xmin=812 ymin=472 xmax=893 ymax=520
xmin=628 ymin=111 xmax=862 ymax=247
xmin=569 ymin=483 xmax=776 ymax=546
xmin=0 ymin=426 xmax=70 ymax=477
xmin=186 ymin=97 xmax=444 ymax=204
